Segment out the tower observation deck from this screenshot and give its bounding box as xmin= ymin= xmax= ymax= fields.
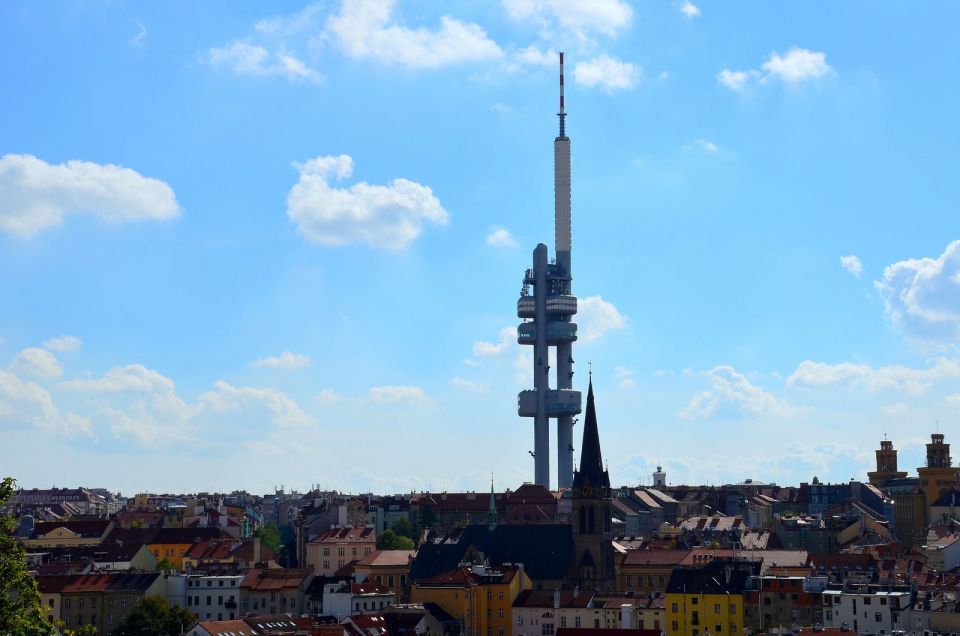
xmin=517 ymin=52 xmax=582 ymax=489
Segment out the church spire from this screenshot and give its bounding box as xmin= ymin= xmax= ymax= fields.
xmin=573 ymin=377 xmax=610 ymax=489
xmin=488 ymin=475 xmax=498 ymax=530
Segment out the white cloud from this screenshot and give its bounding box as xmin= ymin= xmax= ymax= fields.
xmin=316 ymin=388 xmax=343 ymax=402
xmin=463 ymin=358 xmax=480 ymax=367
xmin=678 ymin=1 xmax=701 ymax=18
xmin=207 ymin=41 xmax=322 ymax=83
xmin=762 ymin=48 xmax=833 ymax=83
xmin=60 ymin=363 xmax=178 ymax=394
xmin=874 ymin=240 xmax=960 ymax=342
xmin=717 ymin=69 xmax=757 ymax=92
xmin=684 ymin=138 xmax=718 ymax=153
xmin=614 ymin=366 xmax=635 ymax=389
xmin=201 ymin=380 xmax=313 ymax=428
xmin=473 ymin=326 xmax=516 ymax=358
xmin=9 ymin=348 xmax=63 ymax=380
xmin=718 ymin=48 xmax=833 ymax=92
xmin=486 ymin=226 xmax=518 ymax=247
xmin=367 ymin=385 xmax=429 ymax=405
xmin=680 ymin=365 xmax=799 ymax=420
xmin=573 ymin=55 xmax=640 ymax=92
xmin=840 ymin=254 xmax=863 ymax=278
xmin=254 ymin=3 xmax=324 ymax=35
xmin=251 ymin=351 xmax=311 ymax=368
xmin=129 ymin=20 xmax=147 ymax=48
xmin=287 ymin=154 xmax=449 ymax=249
xmin=578 ymin=295 xmax=626 ymax=342
xmin=502 ymin=0 xmax=633 ymax=39
xmin=43 ymin=336 xmax=82 ymax=352
xmin=0 ymin=154 xmax=180 ymax=237
xmin=0 ymin=370 xmax=90 ymax=436
xmin=327 ymin=0 xmax=502 ymax=69
xmin=787 ymin=358 xmax=960 ymax=396
xmin=451 ymin=377 xmax=490 ymax=393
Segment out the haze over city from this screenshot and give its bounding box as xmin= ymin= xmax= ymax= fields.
xmin=2 ymin=0 xmax=959 ymax=495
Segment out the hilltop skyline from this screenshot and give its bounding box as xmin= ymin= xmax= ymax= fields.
xmin=1 ymin=1 xmax=959 ymax=494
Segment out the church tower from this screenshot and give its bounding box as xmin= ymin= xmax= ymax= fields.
xmin=918 ymin=433 xmax=960 ymax=510
xmin=867 ymin=439 xmax=907 ymax=487
xmin=569 ymin=377 xmax=614 ymax=589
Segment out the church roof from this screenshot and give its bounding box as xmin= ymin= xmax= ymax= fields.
xmin=573 ymin=379 xmax=610 ymax=490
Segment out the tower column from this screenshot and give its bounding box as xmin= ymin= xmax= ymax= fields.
xmin=533 ymin=244 xmax=550 ymax=488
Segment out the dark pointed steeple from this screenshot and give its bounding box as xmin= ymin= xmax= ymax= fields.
xmin=573 ymin=377 xmax=610 ymax=490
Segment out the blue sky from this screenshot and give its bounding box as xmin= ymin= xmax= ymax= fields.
xmin=2 ymin=0 xmax=959 ymax=496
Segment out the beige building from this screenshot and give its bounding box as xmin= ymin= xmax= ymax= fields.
xmin=240 ymin=567 xmax=313 ymax=616
xmin=306 ymin=526 xmax=377 ymax=576
xmin=353 ymin=549 xmax=415 ymax=602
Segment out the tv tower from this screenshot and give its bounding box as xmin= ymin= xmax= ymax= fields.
xmin=517 ymin=52 xmax=582 ymax=489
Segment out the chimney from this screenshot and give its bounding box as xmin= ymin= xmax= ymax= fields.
xmin=620 ymin=604 xmax=632 ymax=630
xmin=254 ymin=536 xmax=261 ymax=564
xmin=554 ymin=589 xmax=560 ymax=609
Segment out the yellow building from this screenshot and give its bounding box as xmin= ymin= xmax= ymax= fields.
xmin=411 ymin=564 xmax=531 ymax=636
xmin=664 ymin=561 xmax=755 ymax=636
xmin=918 ymin=433 xmax=960 ymax=510
xmin=22 ymin=520 xmax=113 ymax=549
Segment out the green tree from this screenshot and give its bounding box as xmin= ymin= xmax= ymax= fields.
xmin=253 ymin=522 xmax=282 ymax=553
xmin=391 ymin=517 xmax=414 ymax=540
xmin=0 ymin=477 xmax=53 ymax=636
xmin=418 ymin=506 xmax=436 ymax=533
xmin=113 ymin=595 xmax=195 ymax=636
xmin=156 ymin=556 xmax=176 ymax=571
xmin=376 ymin=529 xmax=415 ymax=551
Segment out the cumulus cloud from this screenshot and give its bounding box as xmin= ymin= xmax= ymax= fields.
xmin=473 ymin=326 xmax=517 ymax=358
xmin=502 ymin=0 xmax=633 ymax=39
xmin=787 ymin=358 xmax=960 ymax=396
xmin=9 ymin=348 xmax=63 ymax=380
xmin=680 ymin=366 xmax=799 ymax=420
xmin=0 ymin=154 xmax=180 ymax=237
xmin=251 ymin=351 xmax=311 ymax=368
xmin=677 ymin=1 xmax=701 ymax=18
xmin=287 ymin=154 xmax=449 ymax=249
xmin=840 ymin=254 xmax=863 ymax=278
xmin=874 ymin=240 xmax=960 ymax=342
xmin=450 ymin=377 xmax=489 ymax=393
xmin=367 ymin=385 xmax=430 ymax=405
xmin=614 ymin=366 xmax=635 ymax=389
xmin=43 ymin=336 xmax=82 ymax=352
xmin=60 ymin=363 xmax=178 ymax=394
xmin=0 ymin=369 xmax=91 ymax=436
xmin=486 ymin=226 xmax=518 ymax=247
xmin=207 ymin=41 xmax=322 ymax=83
xmin=201 ymin=380 xmax=313 ymax=428
xmin=327 ymin=0 xmax=502 ymax=68
xmin=718 ymin=47 xmax=833 ymax=92
xmin=578 ymin=295 xmax=626 ymax=342
xmin=573 ymin=55 xmax=640 ymax=92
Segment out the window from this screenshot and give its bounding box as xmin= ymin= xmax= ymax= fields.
xmin=671 ymin=603 xmax=679 ymax=613
xmin=338 ymin=547 xmax=345 ymax=556
xmin=219 ymin=580 xmax=224 ymax=587
xmin=575 ymin=617 xmax=581 ymax=628
xmin=863 ymin=597 xmax=872 ymax=605
xmin=499 ymin=609 xmax=504 ymax=618
xmin=875 ymin=613 xmax=882 ymax=622
xmin=488 ymin=591 xmax=493 ymax=600
xmin=560 ymin=617 xmax=566 ymax=628
xmin=714 ymin=604 xmax=721 ymax=614
xmin=79 ymin=600 xmax=85 ymax=609
xmin=207 ymin=596 xmax=212 ymax=606
xmin=324 ymin=548 xmax=330 ymax=556
xmin=671 ymin=621 xmax=679 ymax=631
xmin=323 ymin=560 xmax=330 ymax=569
xmin=518 ymin=617 xmax=524 ymax=626
xmin=729 ymin=604 xmax=736 ymax=614
xmin=541 ymin=623 xmax=554 ymax=636
xmin=207 ymin=580 xmax=212 ymax=587
xmin=692 ymin=598 xmax=698 ymax=605
xmin=715 ymin=625 xmax=721 ymax=633
xmin=65 ymin=600 xmax=72 ymax=609
xmin=880 ymin=598 xmax=887 ymax=606
xmin=499 ymin=592 xmax=505 ymax=600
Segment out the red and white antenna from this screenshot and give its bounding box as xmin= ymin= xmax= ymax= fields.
xmin=558 ymin=52 xmax=567 ymax=138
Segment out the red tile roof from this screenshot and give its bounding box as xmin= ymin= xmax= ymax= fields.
xmin=311 ymin=527 xmax=376 ymax=544
xmin=621 ymin=549 xmax=691 ymax=566
xmin=241 ymin=568 xmax=311 ymax=591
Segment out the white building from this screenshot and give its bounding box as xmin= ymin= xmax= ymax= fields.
xmin=323 ymin=580 xmax=394 ymax=620
xmin=174 ymin=574 xmax=245 ymax=622
xmin=822 ymin=589 xmax=912 ymax=634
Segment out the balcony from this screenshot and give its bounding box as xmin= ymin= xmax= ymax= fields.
xmin=517 ymin=390 xmax=582 ymax=417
